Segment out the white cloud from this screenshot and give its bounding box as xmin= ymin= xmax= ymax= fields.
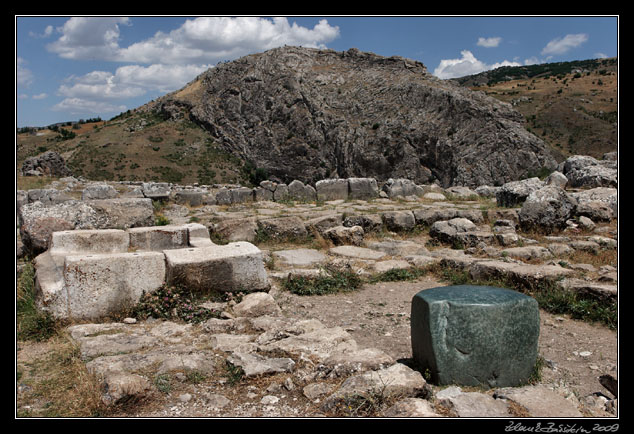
xmin=58 ymin=63 xmax=211 ymax=101
xmin=32 ymin=93 xmax=48 ymax=100
xmin=113 ymin=63 xmax=212 ymax=93
xmin=118 ymin=17 xmax=339 ymax=64
xmin=541 ymin=33 xmax=588 ymax=56
xmin=47 ymin=17 xmax=130 ymax=60
xmin=594 ymin=52 xmax=608 ymax=59
xmin=477 ymin=37 xmax=501 ymax=48
xmin=47 ymin=16 xmax=339 ymax=65
xmin=17 ymin=57 xmax=34 ymax=87
xmin=29 ymin=25 xmax=53 ymax=38
xmin=433 ymin=50 xmax=521 ymax=79
xmin=52 ymin=98 xmax=127 ymax=115
xmin=53 ymin=63 xmax=211 ymax=117
xmin=44 ymin=16 xmax=340 ymax=118
xmin=57 ymin=70 xmax=146 ymax=100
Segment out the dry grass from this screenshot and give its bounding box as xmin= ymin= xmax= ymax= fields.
xmin=16 ymin=333 xmax=108 ymax=417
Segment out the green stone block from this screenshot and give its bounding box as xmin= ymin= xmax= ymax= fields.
xmin=411 ymin=285 xmax=540 ymax=388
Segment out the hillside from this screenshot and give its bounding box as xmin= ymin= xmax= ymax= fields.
xmin=16 ymin=106 xmax=247 ymax=186
xmin=17 ymin=46 xmax=578 ymax=188
xmin=453 ymin=57 xmax=618 ymax=160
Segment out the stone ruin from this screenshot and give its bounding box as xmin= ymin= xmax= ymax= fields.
xmin=34 ymin=223 xmax=269 ymax=320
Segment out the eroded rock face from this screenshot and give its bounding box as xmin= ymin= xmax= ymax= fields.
xmin=183 ymin=46 xmax=556 ymax=187
xmin=21 ymin=151 xmax=72 ymax=177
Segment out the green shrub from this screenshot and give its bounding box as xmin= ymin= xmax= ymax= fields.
xmin=283 ymin=265 xmax=362 ymax=296
xmin=17 ymin=262 xmax=58 ymax=342
xmin=133 ymin=284 xmax=222 ymax=324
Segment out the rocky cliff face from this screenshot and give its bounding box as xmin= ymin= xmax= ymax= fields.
xmin=160 ymin=46 xmax=557 ymax=187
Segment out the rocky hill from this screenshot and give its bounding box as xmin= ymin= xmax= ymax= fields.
xmin=25 ymin=47 xmax=616 ymax=189
xmin=147 ymin=46 xmax=556 ymax=188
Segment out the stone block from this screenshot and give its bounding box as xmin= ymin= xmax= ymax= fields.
xmin=231 ymin=187 xmax=255 ymax=204
xmin=215 ymin=188 xmax=232 ymax=205
xmin=50 ymin=229 xmax=129 ymax=254
xmin=348 ymin=178 xmax=378 ymax=200
xmin=87 ymin=198 xmax=155 ymax=229
xmin=381 ymin=210 xmax=416 ymax=232
xmin=257 ymin=216 xmax=307 ymax=240
xmin=315 ymin=179 xmax=348 ymax=201
xmin=64 ymin=252 xmax=166 ymax=320
xmin=173 ymin=190 xmax=204 ymax=207
xmin=82 ymin=183 xmax=119 ymax=200
xmin=128 ymin=225 xmax=189 ymax=251
xmin=142 ymin=182 xmax=171 ymax=200
xmin=164 ymin=243 xmax=269 ymax=293
xmin=411 ymin=285 xmax=539 ymax=388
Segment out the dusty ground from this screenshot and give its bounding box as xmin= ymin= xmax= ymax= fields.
xmin=17 ymin=274 xmax=617 ymax=419
xmin=272 ymin=276 xmax=618 ymax=403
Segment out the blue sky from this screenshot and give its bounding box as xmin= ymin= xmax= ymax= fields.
xmin=16 ymin=15 xmax=618 ymax=128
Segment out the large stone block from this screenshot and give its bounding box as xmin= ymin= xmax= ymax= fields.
xmin=411 ymin=285 xmax=539 ymax=388
xmin=128 ymin=225 xmax=189 ymax=251
xmin=63 ymin=252 xmax=166 ymax=320
xmin=347 ymin=178 xmax=378 ymax=200
xmin=315 ymin=179 xmax=348 ymax=201
xmin=50 ymin=229 xmax=129 ymax=254
xmin=164 ymin=243 xmax=269 ymax=293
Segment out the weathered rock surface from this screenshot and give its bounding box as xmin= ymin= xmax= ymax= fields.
xmin=21 ymin=151 xmax=72 ymax=177
xmin=182 ymin=46 xmax=556 ymax=187
xmin=411 ymin=285 xmax=540 ymax=388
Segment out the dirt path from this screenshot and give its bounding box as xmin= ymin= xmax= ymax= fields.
xmin=272 ymin=276 xmax=618 ymax=403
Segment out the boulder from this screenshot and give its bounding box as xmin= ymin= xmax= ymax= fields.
xmin=342 ymin=214 xmax=383 ymax=233
xmin=381 ymin=210 xmax=416 ymax=232
xmin=273 ymin=183 xmax=290 ymax=201
xmin=411 ymin=285 xmax=540 ymax=388
xmin=27 ymin=188 xmax=73 ymax=205
xmin=211 ymin=218 xmax=259 ymax=243
xmin=494 ymin=385 xmax=583 ymax=417
xmin=566 ymin=164 xmax=617 ymax=188
xmin=16 ymin=199 xmax=148 ymax=255
xmin=429 ymin=218 xmax=477 ymax=244
xmin=21 ymin=151 xmax=71 ymax=177
xmin=173 ymin=189 xmax=205 ymax=206
xmin=257 ymin=216 xmax=307 ymax=240
xmin=232 ymin=292 xmax=281 ymax=318
xmin=544 ymin=171 xmax=568 ymax=188
xmin=496 ymin=177 xmax=544 ymax=207
xmin=49 ymin=229 xmax=129 ymax=254
xmin=288 ymin=180 xmax=316 ymax=202
xmin=321 ymin=363 xmax=428 ymax=411
xmin=381 ymin=178 xmax=420 ymax=198
xmin=570 ymin=187 xmax=617 ymax=219
xmin=323 ymin=225 xmax=364 ymax=246
xmin=518 ymin=186 xmax=577 ymax=232
xmin=272 ymin=248 xmax=327 ymax=268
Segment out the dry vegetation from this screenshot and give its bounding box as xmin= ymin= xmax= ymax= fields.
xmin=468 ymin=58 xmax=617 ymax=161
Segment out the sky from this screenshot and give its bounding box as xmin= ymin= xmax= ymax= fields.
xmin=15 ymin=15 xmax=619 ymax=128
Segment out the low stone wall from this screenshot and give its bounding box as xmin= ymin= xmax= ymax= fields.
xmin=34 ymin=223 xmax=270 ymax=320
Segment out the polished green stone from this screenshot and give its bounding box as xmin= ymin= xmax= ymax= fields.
xmin=411 ymin=285 xmax=540 ymax=388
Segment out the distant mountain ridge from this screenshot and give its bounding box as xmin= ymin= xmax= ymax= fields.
xmin=452 ymin=57 xmax=617 ymax=87
xmin=451 ymin=57 xmax=617 ymax=161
